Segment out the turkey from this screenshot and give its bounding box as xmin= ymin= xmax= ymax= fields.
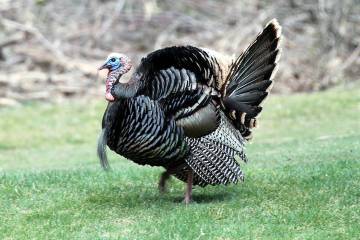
xmin=97 ymin=19 xmax=281 ymax=203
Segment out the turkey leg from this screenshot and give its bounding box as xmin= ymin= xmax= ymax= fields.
xmin=158 ymin=171 xmax=171 ymax=194
xmin=184 ymin=170 xmax=193 ymax=204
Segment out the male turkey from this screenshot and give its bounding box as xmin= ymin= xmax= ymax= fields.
xmin=97 ymin=19 xmax=281 ymax=203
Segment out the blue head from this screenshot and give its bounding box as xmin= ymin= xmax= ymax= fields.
xmin=99 ymin=52 xmax=133 ymax=101
xmin=99 ymin=53 xmax=132 ymax=73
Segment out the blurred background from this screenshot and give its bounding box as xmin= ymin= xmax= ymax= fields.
xmin=1 ymin=1 xmax=360 ymax=238
xmin=0 ymin=0 xmax=359 ymax=106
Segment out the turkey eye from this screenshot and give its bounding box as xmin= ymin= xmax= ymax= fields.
xmin=110 ymin=58 xmax=116 ymax=62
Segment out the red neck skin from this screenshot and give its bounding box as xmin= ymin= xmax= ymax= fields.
xmin=105 ymin=68 xmax=121 ymax=101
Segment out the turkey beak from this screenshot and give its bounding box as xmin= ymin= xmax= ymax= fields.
xmin=98 ymin=62 xmax=108 ymax=71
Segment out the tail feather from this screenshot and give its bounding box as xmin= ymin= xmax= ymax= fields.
xmin=228 ymin=22 xmax=281 ymax=89
xmin=223 ymin=19 xmax=282 ymax=139
xmin=235 ymin=80 xmax=272 ymax=95
xmin=231 ymin=91 xmax=268 ymax=105
xmin=97 ymin=128 xmax=110 ymax=170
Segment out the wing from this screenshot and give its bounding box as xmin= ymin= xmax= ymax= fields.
xmin=134 ymin=46 xmax=222 ymax=137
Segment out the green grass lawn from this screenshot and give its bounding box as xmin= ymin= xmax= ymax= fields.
xmin=0 ymin=88 xmax=359 ymax=239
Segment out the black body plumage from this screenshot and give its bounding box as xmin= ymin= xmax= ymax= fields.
xmin=104 ymin=96 xmax=188 ymax=169
xmin=98 ymin=19 xmax=282 ymax=188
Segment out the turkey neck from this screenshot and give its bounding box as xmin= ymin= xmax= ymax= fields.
xmin=108 ymin=70 xmax=141 ymax=99
xmin=112 ymin=80 xmax=140 ymax=99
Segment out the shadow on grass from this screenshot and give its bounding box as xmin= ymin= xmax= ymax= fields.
xmin=14 ymin=158 xmax=357 ymax=215
xmin=85 ymin=158 xmax=360 ymax=209
xmin=172 ymin=192 xmax=232 ymax=203
xmin=84 ymin=184 xmax=233 ymax=208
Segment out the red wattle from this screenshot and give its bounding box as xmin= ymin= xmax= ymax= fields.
xmin=105 ymin=77 xmax=115 ymax=102
xmin=105 ymin=92 xmax=115 ymax=101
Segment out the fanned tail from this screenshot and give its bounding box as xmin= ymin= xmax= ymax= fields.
xmin=223 ymin=19 xmax=282 ymax=140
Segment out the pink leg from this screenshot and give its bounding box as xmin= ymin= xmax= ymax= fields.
xmin=184 ymin=170 xmax=193 ymax=204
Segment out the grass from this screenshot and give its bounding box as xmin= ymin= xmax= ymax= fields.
xmin=0 ymin=88 xmax=359 ymax=239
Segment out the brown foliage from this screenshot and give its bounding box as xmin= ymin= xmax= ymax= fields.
xmin=0 ymin=0 xmax=359 ymax=104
